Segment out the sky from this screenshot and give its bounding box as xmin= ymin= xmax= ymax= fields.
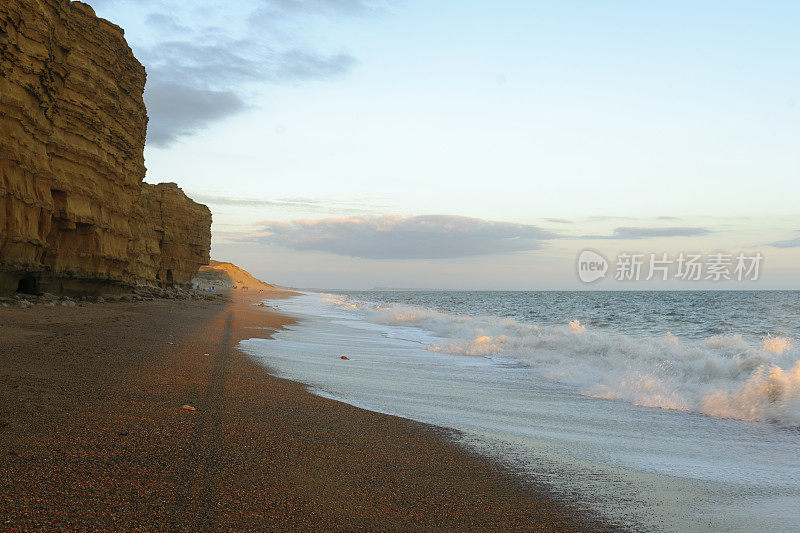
xmin=87 ymin=0 xmax=800 ymax=289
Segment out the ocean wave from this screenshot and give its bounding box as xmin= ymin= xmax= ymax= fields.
xmin=320 ymin=294 xmax=800 ymax=427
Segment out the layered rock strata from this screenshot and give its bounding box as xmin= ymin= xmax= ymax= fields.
xmin=0 ymin=0 xmax=211 ymax=295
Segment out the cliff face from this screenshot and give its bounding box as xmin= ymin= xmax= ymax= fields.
xmin=129 ymin=183 xmax=212 ymax=287
xmin=0 ymin=0 xmax=211 ymax=295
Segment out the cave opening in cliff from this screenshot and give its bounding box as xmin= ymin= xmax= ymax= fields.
xmin=166 ymin=270 xmax=174 ymax=283
xmin=16 ymin=276 xmax=39 ymax=295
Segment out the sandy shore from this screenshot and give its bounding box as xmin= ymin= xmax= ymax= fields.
xmin=0 ymin=291 xmax=613 ymax=531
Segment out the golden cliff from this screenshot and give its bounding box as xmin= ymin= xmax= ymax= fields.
xmin=0 ymin=0 xmax=211 ymax=295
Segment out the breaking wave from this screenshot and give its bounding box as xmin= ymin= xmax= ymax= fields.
xmin=321 ymin=294 xmax=800 ymax=427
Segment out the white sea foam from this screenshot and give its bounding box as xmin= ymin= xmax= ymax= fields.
xmin=321 ymin=295 xmax=800 ymax=426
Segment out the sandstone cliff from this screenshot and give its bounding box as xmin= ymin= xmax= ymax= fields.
xmin=129 ymin=183 xmax=211 ymax=287
xmin=0 ymin=0 xmax=211 ymax=295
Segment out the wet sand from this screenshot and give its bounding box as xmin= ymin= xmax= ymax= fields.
xmin=0 ymin=291 xmax=614 ymax=531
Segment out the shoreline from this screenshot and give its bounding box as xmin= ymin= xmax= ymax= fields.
xmin=0 ymin=291 xmax=614 ymax=531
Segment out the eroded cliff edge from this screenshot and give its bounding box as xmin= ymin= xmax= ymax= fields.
xmin=0 ymin=0 xmax=211 ymax=295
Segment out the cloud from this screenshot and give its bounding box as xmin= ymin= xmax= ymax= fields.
xmin=142 ymin=39 xmax=354 ymax=88
xmin=271 ymin=49 xmax=356 ymax=80
xmin=86 ymin=0 xmax=125 ymax=7
xmin=144 ymin=13 xmax=190 ymax=33
xmin=610 ymin=226 xmax=713 ymax=239
xmin=144 ymin=82 xmax=247 ymax=146
xmin=193 ymin=194 xmax=316 ymax=208
xmin=544 ymin=218 xmax=573 ymax=224
xmin=578 ymin=226 xmax=714 ymax=240
xmin=250 ymin=0 xmax=390 ymax=20
xmin=587 ymin=215 xmax=638 ymax=221
xmin=242 ymin=215 xmax=559 ymax=259
xmin=92 ymin=0 xmax=369 ymax=147
xmin=190 ymin=193 xmax=377 ymax=214
xmin=768 ymin=237 xmax=800 ymax=248
xmin=140 ymin=36 xmax=355 ymax=147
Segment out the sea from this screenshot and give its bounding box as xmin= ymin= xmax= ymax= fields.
xmin=239 ymin=290 xmax=800 ymax=532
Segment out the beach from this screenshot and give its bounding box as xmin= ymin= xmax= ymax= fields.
xmin=1 ymin=1 xmax=795 ymax=532
xmin=0 ymin=292 xmax=608 ymax=531
xmin=242 ymin=291 xmax=800 ymax=531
